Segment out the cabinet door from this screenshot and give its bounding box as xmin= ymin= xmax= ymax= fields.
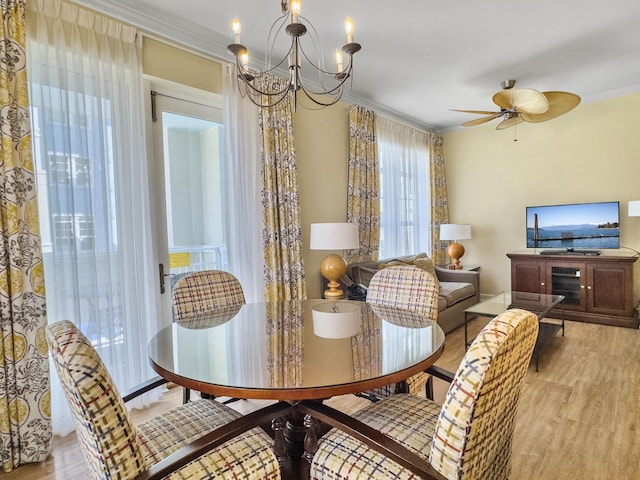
xmin=587 ymin=263 xmax=634 ymax=316
xmin=511 ymin=260 xmax=546 ymax=293
xmin=547 ymin=262 xmax=586 ymax=311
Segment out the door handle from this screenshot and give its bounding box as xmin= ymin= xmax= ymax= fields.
xmin=159 ymin=263 xmax=172 ymax=294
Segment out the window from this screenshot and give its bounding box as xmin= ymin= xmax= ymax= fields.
xmin=50 ymin=154 xmax=71 ymax=185
xmin=31 ymin=88 xmax=109 ymax=253
xmin=52 ymin=214 xmax=74 ymax=243
xmin=27 ymin=0 xmax=162 ymax=435
xmin=74 ymin=156 xmax=92 ymax=186
xmin=377 ymin=116 xmax=431 ymax=258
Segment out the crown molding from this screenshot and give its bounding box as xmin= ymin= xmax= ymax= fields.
xmin=68 ymin=0 xmax=231 ymax=61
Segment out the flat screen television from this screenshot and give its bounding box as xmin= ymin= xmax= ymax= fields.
xmin=526 ymin=201 xmax=620 ymax=250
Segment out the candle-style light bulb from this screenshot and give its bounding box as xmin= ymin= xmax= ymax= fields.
xmin=344 ymin=17 xmax=354 ymax=44
xmin=232 ymin=18 xmax=241 ymax=44
xmin=240 ymin=51 xmax=249 ymax=69
xmin=290 ymin=0 xmax=302 ymax=23
xmin=335 ymin=49 xmax=344 ymax=73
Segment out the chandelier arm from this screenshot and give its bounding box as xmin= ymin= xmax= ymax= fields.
xmin=236 ymin=63 xmax=282 ymax=82
xmin=297 ymin=41 xmax=359 ymax=81
xmin=266 ymin=12 xmax=291 ymax=69
xmin=236 ymin=73 xmax=292 ymax=108
xmin=298 ymin=15 xmax=326 ymax=74
xmin=249 ymin=92 xmax=291 ymax=109
xmin=298 ymin=43 xmax=341 ymax=77
xmin=297 ymin=82 xmax=344 ymax=107
xmin=296 ymin=58 xmax=355 ymax=96
xmin=237 ymin=48 xmax=291 ymax=79
xmin=241 ymin=73 xmax=291 ymax=97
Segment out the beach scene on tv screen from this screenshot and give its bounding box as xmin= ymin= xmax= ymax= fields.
xmin=526 ymin=202 xmax=620 ymax=249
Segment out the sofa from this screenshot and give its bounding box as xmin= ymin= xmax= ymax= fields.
xmin=326 ymin=253 xmax=480 ymax=334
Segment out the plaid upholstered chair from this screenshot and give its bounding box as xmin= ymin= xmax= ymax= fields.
xmin=47 ymin=320 xmax=281 ymax=480
xmin=171 ymin=270 xmax=246 ymax=402
xmin=171 ymin=270 xmax=246 ymax=321
xmin=363 ymin=265 xmax=439 ymax=400
xmin=310 ymin=308 xmax=539 ymax=480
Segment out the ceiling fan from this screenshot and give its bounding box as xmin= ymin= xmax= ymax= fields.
xmin=453 ymin=80 xmax=581 ymax=130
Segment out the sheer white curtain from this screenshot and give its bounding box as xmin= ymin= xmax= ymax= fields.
xmin=26 ymin=0 xmax=160 ymax=435
xmin=222 ymin=64 xmax=268 ymax=383
xmin=222 ymin=63 xmax=264 ymax=303
xmin=376 ymin=116 xmax=431 ymax=258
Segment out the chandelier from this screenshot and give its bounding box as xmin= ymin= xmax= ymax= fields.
xmin=227 ymin=0 xmax=361 ymax=110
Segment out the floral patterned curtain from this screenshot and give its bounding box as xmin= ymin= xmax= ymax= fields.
xmin=0 ymin=0 xmax=51 ymax=470
xmin=429 ymin=133 xmax=449 ymax=265
xmin=346 ymin=105 xmax=379 ymax=263
xmin=258 ymin=76 xmax=306 ymax=301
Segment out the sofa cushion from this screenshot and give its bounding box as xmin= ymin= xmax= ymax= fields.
xmin=437 ymin=295 xmax=448 ymax=311
xmin=439 ymin=281 xmax=476 ymax=310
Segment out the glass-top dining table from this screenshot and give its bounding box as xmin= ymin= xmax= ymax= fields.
xmin=148 ymin=299 xmax=445 ymax=401
xmin=147 ymin=299 xmax=445 ymax=473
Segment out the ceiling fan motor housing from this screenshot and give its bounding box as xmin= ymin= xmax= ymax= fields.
xmin=501 ymin=79 xmax=516 ymax=89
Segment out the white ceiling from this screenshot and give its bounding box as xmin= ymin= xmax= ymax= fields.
xmin=73 ymin=0 xmax=640 ymax=133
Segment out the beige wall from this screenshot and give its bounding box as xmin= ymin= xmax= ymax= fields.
xmin=143 ymin=37 xmax=222 ymax=94
xmin=443 ymin=92 xmax=640 ymax=302
xmin=142 ymin=37 xmax=640 ymax=305
xmin=294 ymin=97 xmax=351 ymax=298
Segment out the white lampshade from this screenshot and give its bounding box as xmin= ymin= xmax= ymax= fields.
xmin=628 ymin=200 xmax=640 ymax=217
xmin=440 ymin=224 xmax=471 ymax=241
xmin=310 ymin=223 xmax=359 ymax=250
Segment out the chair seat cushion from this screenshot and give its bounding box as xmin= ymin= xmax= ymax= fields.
xmin=366 ymin=371 xmax=431 ymax=399
xmin=311 ymin=394 xmax=440 ymax=479
xmin=137 ymin=398 xmax=280 ymax=479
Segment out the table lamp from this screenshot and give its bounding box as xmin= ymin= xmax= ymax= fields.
xmin=310 ymin=223 xmax=359 ymax=298
xmin=440 ymin=224 xmax=471 ymax=270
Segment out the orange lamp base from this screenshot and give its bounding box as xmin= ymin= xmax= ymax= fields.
xmin=447 ymin=242 xmax=466 ymax=270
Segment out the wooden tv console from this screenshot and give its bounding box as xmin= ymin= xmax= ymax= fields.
xmin=507 ymin=251 xmax=638 ymax=328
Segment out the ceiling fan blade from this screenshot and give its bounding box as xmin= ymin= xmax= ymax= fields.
xmin=493 ymin=88 xmax=549 ymax=114
xmin=520 ymin=91 xmax=581 ymax=123
xmin=495 ymin=115 xmax=524 ymax=130
xmin=461 ymin=113 xmax=503 ymax=127
xmin=451 ymin=109 xmax=501 ymax=115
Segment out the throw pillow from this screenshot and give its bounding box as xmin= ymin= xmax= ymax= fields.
xmin=378 ymin=253 xmax=428 ymax=270
xmin=378 ymin=259 xmax=408 ymax=269
xmin=414 ymin=257 xmax=437 ymax=279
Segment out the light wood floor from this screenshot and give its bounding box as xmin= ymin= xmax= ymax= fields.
xmin=3 ymin=316 xmax=639 ymax=479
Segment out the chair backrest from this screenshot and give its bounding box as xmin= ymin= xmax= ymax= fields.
xmin=429 ymin=308 xmax=539 ymax=480
xmin=367 ymin=265 xmax=439 ymax=322
xmin=171 ymin=270 xmax=245 ymax=321
xmin=47 ymin=320 xmax=146 ymax=480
